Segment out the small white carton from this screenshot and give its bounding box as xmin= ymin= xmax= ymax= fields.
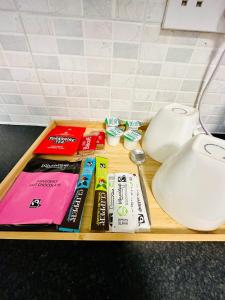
xmin=112 ymin=173 xmax=135 ymax=233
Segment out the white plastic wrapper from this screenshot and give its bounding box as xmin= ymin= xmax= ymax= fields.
xmin=112 ymin=173 xmax=135 ymax=233
xmin=108 ymin=173 xmax=151 ymax=233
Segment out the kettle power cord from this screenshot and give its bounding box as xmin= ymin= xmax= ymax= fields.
xmin=194 ymin=45 xmax=225 ymax=136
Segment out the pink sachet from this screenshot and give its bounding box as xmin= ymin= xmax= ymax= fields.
xmin=0 ymin=158 xmax=82 ymax=226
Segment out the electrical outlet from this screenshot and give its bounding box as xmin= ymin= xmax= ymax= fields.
xmin=162 ymin=0 xmax=225 ymax=33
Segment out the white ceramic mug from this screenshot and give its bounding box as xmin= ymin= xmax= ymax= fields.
xmin=152 ymin=134 xmax=225 ymax=231
xmin=142 ymin=103 xmax=199 ymax=163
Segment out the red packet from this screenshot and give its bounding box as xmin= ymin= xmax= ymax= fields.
xmin=96 ymin=131 xmax=105 ymax=150
xmin=78 ymin=135 xmax=98 ymax=155
xmin=89 ymin=131 xmax=105 ymax=150
xmin=33 ymin=126 xmax=86 ymax=155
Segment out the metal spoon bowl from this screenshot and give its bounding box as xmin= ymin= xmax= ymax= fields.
xmin=130 ymin=149 xmax=146 ymax=165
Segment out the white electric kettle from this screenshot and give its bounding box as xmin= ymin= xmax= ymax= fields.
xmin=152 ymin=134 xmax=225 ymax=231
xmin=142 ymin=103 xmax=199 ymax=163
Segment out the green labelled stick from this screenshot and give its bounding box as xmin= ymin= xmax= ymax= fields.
xmin=91 ymin=157 xmax=109 ymax=231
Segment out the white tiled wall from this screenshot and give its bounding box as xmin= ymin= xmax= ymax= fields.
xmin=0 ymin=0 xmax=225 ymax=132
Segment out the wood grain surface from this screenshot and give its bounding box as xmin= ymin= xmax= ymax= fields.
xmin=0 ymin=120 xmax=224 ymax=241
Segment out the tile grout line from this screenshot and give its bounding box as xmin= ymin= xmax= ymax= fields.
xmin=1 ymin=64 xmax=224 ymax=82
xmin=110 ymin=6 xmax=114 ymax=119
xmin=0 ymin=3 xmax=224 ymax=129
xmin=174 ymin=40 xmax=198 ymax=105
xmin=0 ymin=8 xmax=24 ymax=115
xmin=0 ymin=50 xmax=18 ymax=122
xmin=82 ymin=20 xmax=91 ymax=120
xmin=0 ymin=32 xmax=27 ymax=120
xmin=48 ymin=0 xmax=69 ymax=121
xmin=81 ymin=0 xmax=92 ymax=120
xmin=155 ymin=23 xmax=174 ymax=108
xmin=131 ymin=0 xmax=154 ymax=121
xmin=13 ymin=0 xmax=51 ymax=124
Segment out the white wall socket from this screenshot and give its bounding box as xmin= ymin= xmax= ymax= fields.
xmin=162 ymin=0 xmax=225 ymax=33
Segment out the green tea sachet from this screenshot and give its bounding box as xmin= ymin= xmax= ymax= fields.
xmin=91 ymin=157 xmax=109 ymax=231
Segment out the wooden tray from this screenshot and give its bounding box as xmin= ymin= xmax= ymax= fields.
xmin=0 ymin=120 xmax=224 ymax=241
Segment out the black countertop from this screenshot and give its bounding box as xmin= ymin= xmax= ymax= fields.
xmin=0 ymin=124 xmax=224 ymax=300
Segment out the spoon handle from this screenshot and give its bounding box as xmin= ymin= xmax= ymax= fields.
xmin=137 ymin=165 xmax=151 ymax=225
